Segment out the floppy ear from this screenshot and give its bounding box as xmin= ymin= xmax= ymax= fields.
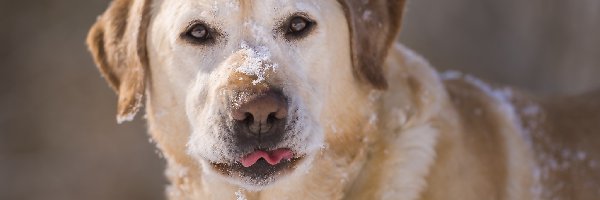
xmin=338 ymin=0 xmax=407 ymax=90
xmin=86 ymin=0 xmax=151 ymax=123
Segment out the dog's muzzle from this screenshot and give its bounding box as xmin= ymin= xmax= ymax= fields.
xmin=210 ymin=89 xmax=304 ymax=184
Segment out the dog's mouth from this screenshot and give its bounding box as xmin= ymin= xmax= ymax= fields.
xmin=199 ymin=91 xmax=314 ymax=186
xmin=210 ymin=148 xmax=305 ymax=185
xmin=240 ymin=148 xmax=293 ymax=167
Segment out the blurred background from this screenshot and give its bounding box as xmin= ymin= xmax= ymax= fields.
xmin=1 ymin=0 xmax=599 ymax=199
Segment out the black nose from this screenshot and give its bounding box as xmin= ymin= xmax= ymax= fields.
xmin=231 ymin=91 xmax=288 ymax=137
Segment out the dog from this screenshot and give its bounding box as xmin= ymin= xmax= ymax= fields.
xmin=86 ymin=0 xmax=600 ymax=199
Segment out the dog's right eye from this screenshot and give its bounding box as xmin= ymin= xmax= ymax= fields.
xmin=182 ymin=22 xmax=215 ymax=45
xmin=189 ymin=25 xmax=208 ymax=39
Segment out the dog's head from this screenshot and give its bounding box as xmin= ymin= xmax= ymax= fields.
xmin=87 ymin=0 xmax=405 ymax=189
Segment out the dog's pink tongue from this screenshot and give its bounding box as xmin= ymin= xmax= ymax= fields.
xmin=241 ymin=149 xmax=293 ymax=167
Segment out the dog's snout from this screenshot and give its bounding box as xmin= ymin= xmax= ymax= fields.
xmin=232 ymin=91 xmax=288 ymax=135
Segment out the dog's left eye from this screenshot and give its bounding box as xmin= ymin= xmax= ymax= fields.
xmin=290 ymin=17 xmax=308 ymax=33
xmin=284 ymin=15 xmax=315 ymax=40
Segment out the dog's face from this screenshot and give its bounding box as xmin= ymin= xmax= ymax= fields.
xmin=148 ymin=0 xmax=349 ymax=187
xmin=87 ymin=0 xmax=405 ymax=189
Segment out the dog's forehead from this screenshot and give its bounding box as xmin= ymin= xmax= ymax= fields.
xmin=167 ymin=0 xmax=324 ymax=18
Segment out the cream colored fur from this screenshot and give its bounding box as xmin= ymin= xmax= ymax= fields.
xmin=88 ymin=0 xmax=600 ymax=199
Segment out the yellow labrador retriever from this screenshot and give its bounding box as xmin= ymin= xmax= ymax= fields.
xmin=87 ymin=0 xmax=600 ymax=199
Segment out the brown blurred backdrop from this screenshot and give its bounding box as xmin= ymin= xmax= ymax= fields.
xmin=1 ymin=0 xmax=599 ymax=199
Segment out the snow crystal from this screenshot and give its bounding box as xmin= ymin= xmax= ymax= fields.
xmin=390 ymin=107 xmax=408 ymax=127
xmin=365 ymin=90 xmax=382 ymax=127
xmin=440 ymin=70 xmax=463 ymax=80
xmin=243 ymin=20 xmax=270 ymax=44
xmin=576 ymin=151 xmax=587 ymax=161
xmin=235 ymin=189 xmax=247 ymax=200
xmin=561 ymin=149 xmax=572 ymax=158
xmin=522 ymin=104 xmax=541 ymax=116
xmin=165 ymin=163 xmax=190 ymax=198
xmin=116 ymin=94 xmax=143 ymax=124
xmin=330 ymin=124 xmax=339 ymax=133
xmin=362 ymin=10 xmax=373 ymax=21
xmin=368 ymin=90 xmax=382 ymax=102
xmin=154 ymin=149 xmax=164 ymax=159
xmin=225 ymin=0 xmax=239 ymax=11
xmin=295 ymin=2 xmax=319 ymax=11
xmin=368 ymin=114 xmax=378 ymax=125
xmin=464 ymin=75 xmax=513 ymax=100
xmin=116 ymin=108 xmax=136 ymax=123
xmin=211 ymin=1 xmax=218 ymax=12
xmin=167 ymin=185 xmax=182 ymax=198
xmin=235 ymin=41 xmax=278 ymax=85
xmin=339 ymin=172 xmax=349 ymax=183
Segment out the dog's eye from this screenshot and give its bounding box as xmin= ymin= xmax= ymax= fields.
xmin=182 ymin=22 xmax=215 ymax=45
xmin=290 ymin=17 xmax=308 ymax=32
xmin=285 ymin=15 xmax=315 ymax=39
xmin=190 ymin=25 xmax=208 ymax=39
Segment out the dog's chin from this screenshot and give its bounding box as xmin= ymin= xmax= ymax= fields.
xmin=202 ymin=154 xmax=308 ymax=190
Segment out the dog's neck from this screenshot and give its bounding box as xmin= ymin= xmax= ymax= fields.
xmin=340 ymin=44 xmax=450 ymax=199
